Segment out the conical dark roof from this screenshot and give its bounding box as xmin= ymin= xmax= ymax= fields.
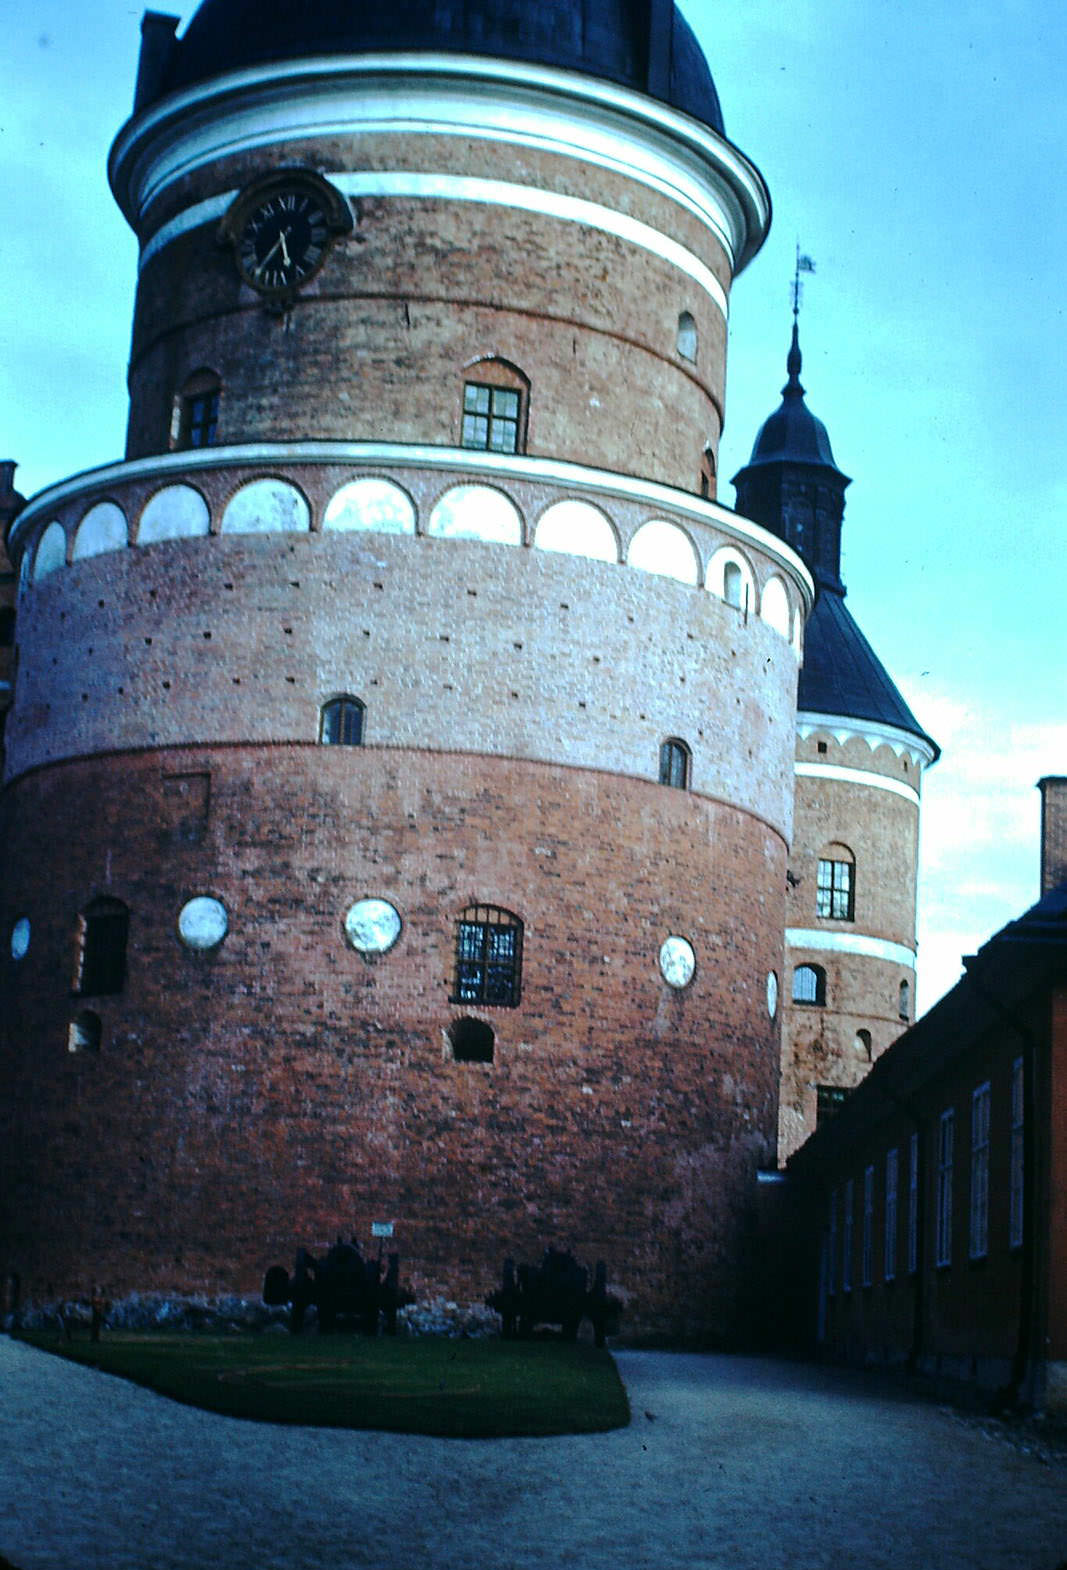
xmin=145 ymin=0 xmax=725 ymax=131
xmin=798 ymin=586 xmax=938 ymax=757
xmin=743 ymin=324 xmax=844 ymax=472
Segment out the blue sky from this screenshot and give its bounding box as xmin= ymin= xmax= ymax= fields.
xmin=3 ymin=2 xmax=1065 ymax=1010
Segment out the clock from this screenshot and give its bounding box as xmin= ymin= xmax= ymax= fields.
xmin=220 ymin=171 xmax=353 ymax=300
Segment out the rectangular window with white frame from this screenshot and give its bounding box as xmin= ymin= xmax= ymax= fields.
xmin=969 ymin=1081 xmax=991 ymax=1259
xmin=907 ymin=1131 xmax=919 ymax=1274
xmin=842 ymin=1178 xmax=854 ymax=1292
xmin=1010 ymin=1055 xmax=1024 ymax=1250
xmin=885 ymin=1146 xmax=898 ymax=1282
xmin=862 ymin=1165 xmax=874 ymax=1287
xmin=936 ymin=1108 xmax=954 ymax=1267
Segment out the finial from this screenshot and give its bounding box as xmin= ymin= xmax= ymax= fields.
xmin=786 ymin=245 xmax=816 ymax=395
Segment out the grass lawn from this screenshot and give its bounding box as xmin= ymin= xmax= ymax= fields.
xmin=17 ymin=1332 xmax=630 ymax=1439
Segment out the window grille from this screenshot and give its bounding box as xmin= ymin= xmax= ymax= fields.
xmin=462 ymin=383 xmax=522 ymax=453
xmin=816 ymin=856 xmax=854 ymax=920
xmin=793 ymin=964 xmax=826 ymax=1006
xmin=969 ymin=1082 xmax=991 ymax=1259
xmin=658 ymin=738 xmax=690 ymax=789
xmin=816 ymin=1084 xmax=848 ymax=1126
xmin=452 ymin=905 xmax=523 ymax=1008
xmin=320 ymin=696 xmax=365 ymax=746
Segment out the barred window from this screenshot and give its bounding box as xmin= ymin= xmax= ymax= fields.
xmin=970 ymin=1081 xmax=991 ymax=1259
xmin=174 ymin=370 xmax=220 ymax=451
xmin=320 ymin=696 xmax=365 ymax=746
xmin=74 ymin=897 xmax=129 ymax=997
xmin=452 ymin=905 xmax=523 ymax=1008
xmin=885 ymin=1146 xmax=899 ymax=1282
xmin=816 ymin=848 xmax=854 ymax=920
xmin=462 ymin=383 xmax=522 ymax=453
xmin=816 ymin=1084 xmax=848 ymax=1126
xmin=793 ymin=964 xmax=826 ymax=1007
xmin=659 ymin=738 xmax=690 ymax=790
xmin=899 ymin=977 xmax=911 ymax=1022
xmin=1010 ymin=1056 xmax=1024 ymax=1249
xmin=936 ymin=1108 xmax=954 ymax=1267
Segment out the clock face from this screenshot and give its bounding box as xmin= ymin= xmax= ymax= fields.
xmin=237 ymin=189 xmax=332 ymax=294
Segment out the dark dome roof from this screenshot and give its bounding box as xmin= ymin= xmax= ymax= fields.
xmin=798 ymin=586 xmax=938 ymax=756
xmin=744 ymin=324 xmax=842 ymax=471
xmin=152 ymin=0 xmax=724 ymax=131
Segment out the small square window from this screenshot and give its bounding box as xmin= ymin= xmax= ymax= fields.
xmin=462 ymin=383 xmax=521 ymax=454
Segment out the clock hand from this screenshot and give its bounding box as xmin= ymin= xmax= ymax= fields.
xmin=278 ymin=228 xmax=292 ymax=268
xmin=254 ymin=233 xmax=284 ymax=275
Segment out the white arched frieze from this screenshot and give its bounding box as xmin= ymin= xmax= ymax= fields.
xmin=33 ymin=521 xmax=68 ymax=581
xmin=323 ymin=477 xmax=416 ymax=535
xmin=533 ymin=500 xmax=619 ymax=563
xmin=760 ymin=574 xmax=791 ymax=638
xmin=427 ymin=484 xmax=522 ymax=545
xmin=627 ymin=519 xmax=700 ymax=586
xmin=138 ymin=483 xmax=211 ymax=544
xmin=72 ymin=502 xmax=128 ymax=562
xmin=706 ymin=545 xmax=755 ymax=611
xmin=220 ymin=477 xmax=311 ymax=534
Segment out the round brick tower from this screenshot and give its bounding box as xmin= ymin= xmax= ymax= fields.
xmin=1 ymin=1 xmax=811 ymax=1338
xmin=734 ymin=324 xmax=938 ymax=1162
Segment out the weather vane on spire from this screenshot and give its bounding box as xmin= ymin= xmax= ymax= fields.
xmin=792 ymin=244 xmax=816 ymax=320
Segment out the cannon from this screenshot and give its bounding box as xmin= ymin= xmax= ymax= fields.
xmin=263 ymin=1236 xmax=413 ymax=1335
xmin=486 ymin=1247 xmax=620 ymax=1347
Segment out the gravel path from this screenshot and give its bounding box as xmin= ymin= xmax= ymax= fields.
xmin=2 ymin=1336 xmax=1065 ymax=1570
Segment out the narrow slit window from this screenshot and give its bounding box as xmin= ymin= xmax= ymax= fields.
xmin=74 ymin=897 xmax=129 ymax=997
xmin=659 ymin=738 xmax=690 ymax=790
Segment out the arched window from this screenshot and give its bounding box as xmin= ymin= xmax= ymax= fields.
xmin=723 ymin=562 xmax=743 ymax=608
xmin=320 ymin=696 xmax=365 ymax=746
xmin=854 ymin=1028 xmax=873 ymax=1061
xmin=899 ymin=978 xmax=911 ymax=1022
xmin=677 ymin=311 xmax=698 ymax=362
xmin=452 ymin=905 xmax=523 ymax=1008
xmin=449 ymin=1017 xmax=495 ymax=1064
xmin=460 ymin=359 xmax=529 ymax=454
xmin=816 ymin=843 xmax=855 ymax=921
xmin=174 ymin=369 xmax=220 ymax=451
xmin=74 ymin=897 xmax=129 ymax=997
xmin=792 ymin=963 xmax=826 ymax=1006
xmin=659 ymin=738 xmax=690 ymax=790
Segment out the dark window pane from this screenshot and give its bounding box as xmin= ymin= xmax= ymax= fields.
xmin=321 ymin=698 xmax=364 ymax=746
xmin=451 ymin=905 xmax=522 ymax=1008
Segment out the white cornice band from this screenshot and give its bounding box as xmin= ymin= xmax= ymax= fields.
xmin=796 ymin=711 xmax=938 ymax=769
xmin=794 ymin=761 xmax=920 ymax=806
xmin=109 ymin=54 xmax=770 ymax=273
xmin=10 ymin=442 xmax=814 ymax=608
xmin=138 ymin=171 xmax=729 ymax=320
xmin=786 ymin=929 xmax=916 ymax=968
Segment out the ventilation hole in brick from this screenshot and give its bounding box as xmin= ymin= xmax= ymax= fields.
xmin=149 ymin=589 xmax=158 ymax=600
xmin=283 ymin=627 xmax=293 ymax=635
xmin=560 ymin=602 xmax=570 ymax=610
xmin=232 ymin=677 xmax=241 ymax=685
xmin=370 ymin=678 xmax=379 ymax=686
xmin=439 ymin=634 xmax=450 ymax=642
xmin=289 ymin=580 xmax=301 ymax=588
xmin=98 ymin=599 xmax=105 ymax=609
xmin=514 ymin=642 xmax=523 ymax=650
xmin=88 ymin=647 xmax=94 ymax=656
xmin=202 ymin=631 xmax=212 ymax=639
xmin=224 ymin=582 xmax=235 ymax=591
xmin=443 ymin=683 xmax=454 ymax=691
xmin=510 ymin=691 xmax=519 ymax=699
xmin=144 ymin=637 xmax=152 ymax=645
xmin=449 ymin=1017 xmax=494 ymax=1064
xmin=117 ymin=687 xmax=124 ymax=695
xmin=592 ymin=655 xmax=601 ymax=663
xmin=285 ymin=676 xmax=295 ymax=684
xmin=679 ymin=675 xmax=686 ymax=683
xmin=578 ymin=701 xmax=587 ymax=709
xmin=467 ymin=588 xmax=478 ymax=597
xmin=373 ymin=582 xmax=383 ymax=590
xmin=162 ymin=681 xmax=171 ymax=690
xmin=362 ymin=629 xmax=371 ymax=637
xmin=81 ymin=693 xmax=88 ymax=702
xmin=817 ymin=741 xmax=828 ymax=755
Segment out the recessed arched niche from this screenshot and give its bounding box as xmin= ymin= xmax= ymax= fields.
xmin=760 ymin=575 xmax=791 ymax=637
xmin=323 ymin=478 xmax=416 ymax=535
xmin=706 ymin=546 xmax=755 ymax=611
xmin=72 ymin=502 xmax=128 ymax=562
xmin=220 ymin=478 xmax=310 ymax=535
xmin=138 ymin=484 xmax=211 ymax=544
xmin=33 ymin=521 xmax=68 ymax=581
xmin=533 ymin=500 xmax=619 ymax=563
xmin=627 ymin=520 xmax=700 ymax=586
xmin=426 ymin=485 xmax=522 ymax=545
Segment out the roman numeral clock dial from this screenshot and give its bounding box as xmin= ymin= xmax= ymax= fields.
xmin=221 ymin=171 xmax=353 ymax=301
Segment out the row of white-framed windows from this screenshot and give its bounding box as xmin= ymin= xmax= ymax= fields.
xmin=969 ymin=1081 xmax=991 ymax=1259
xmin=884 ymin=1145 xmax=899 ymax=1282
xmin=907 ymin=1130 xmax=920 ymax=1275
xmin=1009 ymin=1055 xmax=1025 ymax=1249
xmin=841 ymin=1178 xmax=854 ymax=1292
xmin=861 ymin=1165 xmax=875 ymax=1288
xmin=935 ymin=1108 xmax=954 ymax=1267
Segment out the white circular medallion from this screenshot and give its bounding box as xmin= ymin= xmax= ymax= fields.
xmin=344 ymin=898 xmax=402 ymax=955
xmin=10 ymin=917 xmax=31 ymax=961
xmin=659 ymin=936 xmax=696 ymax=989
xmin=767 ymin=970 xmax=779 ymax=1018
xmin=178 ymin=896 xmax=229 ymax=951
